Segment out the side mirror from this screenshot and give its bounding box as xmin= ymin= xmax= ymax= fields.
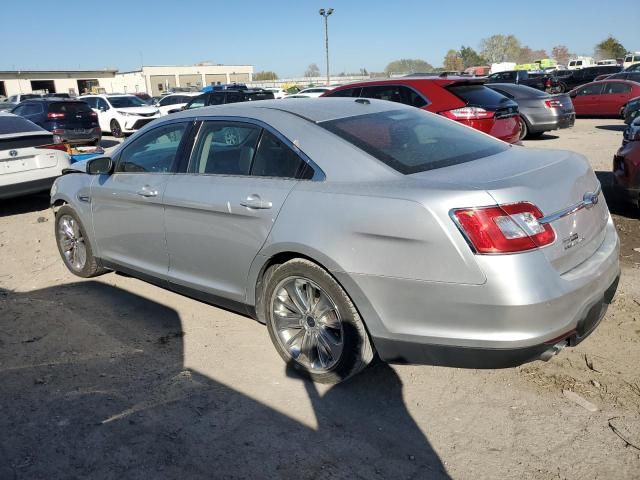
xmin=86 ymin=156 xmax=113 ymax=175
xmin=569 ymin=91 xmax=577 ymax=98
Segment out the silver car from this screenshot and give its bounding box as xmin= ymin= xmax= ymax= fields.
xmin=51 ymin=98 xmax=620 ymax=383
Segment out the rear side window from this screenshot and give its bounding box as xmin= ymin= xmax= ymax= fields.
xmin=320 ymin=109 xmax=508 ymax=175
xmin=251 ymin=130 xmax=312 ymax=179
xmin=48 ymin=102 xmax=92 ymax=114
xmin=447 ymin=85 xmax=511 ymax=106
xmin=603 ymin=83 xmax=631 ymax=94
xmin=360 ymin=85 xmax=428 ymax=108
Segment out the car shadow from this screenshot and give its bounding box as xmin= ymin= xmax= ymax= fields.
xmin=525 ymin=133 xmax=559 ymax=141
xmin=596 ymin=171 xmax=640 ymax=220
xmin=0 ymin=281 xmax=450 ymax=479
xmin=595 ymin=125 xmax=626 ymax=132
xmin=0 ymin=192 xmax=50 ymax=217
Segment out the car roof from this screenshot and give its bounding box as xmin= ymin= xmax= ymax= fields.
xmin=169 ymin=97 xmax=409 ymax=123
xmin=331 ymin=77 xmax=486 ymax=88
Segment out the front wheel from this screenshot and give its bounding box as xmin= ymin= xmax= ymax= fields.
xmin=55 ymin=205 xmax=106 ymax=278
xmin=262 ymin=259 xmax=374 ymax=384
xmin=110 ymin=119 xmax=123 ymax=138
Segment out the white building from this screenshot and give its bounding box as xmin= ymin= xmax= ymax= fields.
xmin=0 ymin=63 xmax=254 ymax=97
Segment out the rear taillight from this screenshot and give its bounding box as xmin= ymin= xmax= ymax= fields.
xmin=452 ymin=202 xmax=555 ymax=254
xmin=36 ymin=143 xmax=69 ymax=152
xmin=47 ymin=112 xmax=65 ymax=119
xmin=544 ymin=99 xmax=562 ymax=109
xmin=441 ymin=107 xmax=495 ymax=120
xmin=545 ymin=79 xmax=552 ymax=88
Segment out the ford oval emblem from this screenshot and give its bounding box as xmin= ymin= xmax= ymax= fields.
xmin=583 ymin=191 xmax=599 ymax=208
xmin=9 ymin=150 xmax=18 ymax=157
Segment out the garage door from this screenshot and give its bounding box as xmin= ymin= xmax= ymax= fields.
xmin=229 ymin=73 xmax=250 ymax=83
xmin=205 ymin=74 xmax=227 ymax=86
xmin=178 ymin=74 xmax=202 ymax=89
xmin=150 ymin=75 xmax=177 ymax=96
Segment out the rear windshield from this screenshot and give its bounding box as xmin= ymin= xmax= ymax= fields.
xmin=320 ymin=109 xmax=508 ymax=175
xmin=0 ymin=115 xmax=45 ymax=135
xmin=48 ymin=102 xmax=92 ymax=114
xmin=447 ymin=84 xmax=511 ymax=107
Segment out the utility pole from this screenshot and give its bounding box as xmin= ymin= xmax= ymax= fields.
xmin=319 ymin=8 xmax=334 ymax=86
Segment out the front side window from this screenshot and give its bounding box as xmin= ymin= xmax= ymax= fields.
xmin=189 ymin=122 xmax=261 ymax=175
xmin=82 ymin=97 xmax=98 ymax=109
xmin=326 ymin=87 xmax=361 ymax=98
xmin=320 ymin=109 xmax=508 ymax=175
xmin=187 ymin=95 xmax=206 ymax=109
xmin=577 ymin=84 xmax=603 ymax=96
xmin=116 ymin=123 xmax=187 ymax=173
xmin=97 ymin=98 xmax=110 ymax=110
xmin=360 ymin=85 xmax=428 ymax=108
xmin=251 ymin=130 xmax=312 ymax=179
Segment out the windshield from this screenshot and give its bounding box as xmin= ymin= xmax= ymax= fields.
xmin=320 ymin=109 xmax=508 ymax=175
xmin=108 ymin=96 xmax=147 ymax=108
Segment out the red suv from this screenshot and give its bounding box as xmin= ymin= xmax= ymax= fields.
xmin=322 ymin=77 xmax=521 ymax=143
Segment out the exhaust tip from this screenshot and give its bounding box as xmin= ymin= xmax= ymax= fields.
xmin=539 ymin=341 xmax=568 ymax=362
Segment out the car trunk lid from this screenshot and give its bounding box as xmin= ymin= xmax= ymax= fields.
xmin=0 ymin=133 xmax=60 ymax=174
xmin=414 ymin=147 xmax=609 ymax=273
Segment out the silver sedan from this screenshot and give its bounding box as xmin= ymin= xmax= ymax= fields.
xmin=51 ymin=98 xmax=620 ymax=383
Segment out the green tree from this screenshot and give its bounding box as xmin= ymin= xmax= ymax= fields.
xmin=551 ymin=45 xmax=570 ymax=65
xmin=480 ymin=34 xmax=521 ymax=63
xmin=595 ymin=36 xmax=626 ymax=60
xmin=443 ymin=50 xmax=464 ymax=71
xmin=254 ymin=71 xmax=279 ymax=81
xmin=384 ymin=58 xmax=434 ymax=75
xmin=459 ymin=46 xmax=487 ymax=68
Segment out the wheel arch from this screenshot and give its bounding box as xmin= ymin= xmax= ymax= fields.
xmin=248 ymin=244 xmax=386 ymax=344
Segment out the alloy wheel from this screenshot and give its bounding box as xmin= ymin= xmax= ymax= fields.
xmin=270 ymin=276 xmax=344 ymax=372
xmin=57 ymin=215 xmax=87 ymax=271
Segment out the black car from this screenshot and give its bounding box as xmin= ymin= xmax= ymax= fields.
xmin=176 ymin=88 xmax=275 ymax=113
xmin=551 ymin=65 xmax=623 ymax=93
xmin=11 ymin=98 xmax=101 ymax=145
xmin=485 ymin=70 xmax=553 ymax=92
xmin=604 ymin=71 xmax=640 ymax=83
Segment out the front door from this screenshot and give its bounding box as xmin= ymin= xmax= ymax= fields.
xmin=90 ymin=121 xmax=190 ymax=278
xmin=163 ymin=121 xmax=314 ymax=302
xmin=600 ymin=82 xmax=632 ymax=116
xmin=572 ymin=83 xmax=604 ymax=115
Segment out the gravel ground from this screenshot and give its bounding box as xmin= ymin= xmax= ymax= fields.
xmin=0 ymin=120 xmax=638 ymax=479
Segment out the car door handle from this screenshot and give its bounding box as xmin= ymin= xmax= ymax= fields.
xmin=240 ymin=194 xmax=272 ymax=210
xmin=136 ymin=187 xmax=158 ymax=197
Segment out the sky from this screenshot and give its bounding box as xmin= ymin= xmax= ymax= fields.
xmin=1 ymin=0 xmax=638 ymax=77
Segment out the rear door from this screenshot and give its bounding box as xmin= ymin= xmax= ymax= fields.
xmin=163 ymin=120 xmax=314 ymax=302
xmin=600 ymin=82 xmax=632 ymax=115
xmin=90 ymin=121 xmax=190 ymax=278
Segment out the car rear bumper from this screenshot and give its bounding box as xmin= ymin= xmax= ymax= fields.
xmin=529 ymin=112 xmax=575 ymax=133
xmin=58 ymin=129 xmax=101 ymax=144
xmin=0 ymin=176 xmax=57 ymax=200
xmin=335 ymin=217 xmax=620 ymax=368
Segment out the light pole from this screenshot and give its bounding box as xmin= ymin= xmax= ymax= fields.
xmin=319 ymin=8 xmax=334 ymax=86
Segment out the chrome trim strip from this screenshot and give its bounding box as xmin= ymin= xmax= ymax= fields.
xmin=539 ymin=184 xmax=602 ymax=225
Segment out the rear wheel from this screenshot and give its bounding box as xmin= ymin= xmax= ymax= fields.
xmin=110 ymin=119 xmax=123 ymax=138
xmin=55 ymin=206 xmax=106 ymax=278
xmin=262 ymin=258 xmax=374 ymax=384
xmin=519 ymin=116 xmax=529 ymax=140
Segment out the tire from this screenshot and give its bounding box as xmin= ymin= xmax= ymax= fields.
xmin=519 ymin=116 xmax=529 ymax=140
xmin=55 ymin=205 xmax=107 ymax=278
xmin=110 ymin=119 xmax=123 ymax=138
xmin=262 ymin=258 xmax=374 ymax=384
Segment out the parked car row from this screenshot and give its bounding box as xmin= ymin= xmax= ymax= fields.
xmin=613 ymin=116 xmax=640 ymax=208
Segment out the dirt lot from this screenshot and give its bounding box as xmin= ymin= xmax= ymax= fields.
xmin=1 ymin=120 xmax=639 ymax=479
